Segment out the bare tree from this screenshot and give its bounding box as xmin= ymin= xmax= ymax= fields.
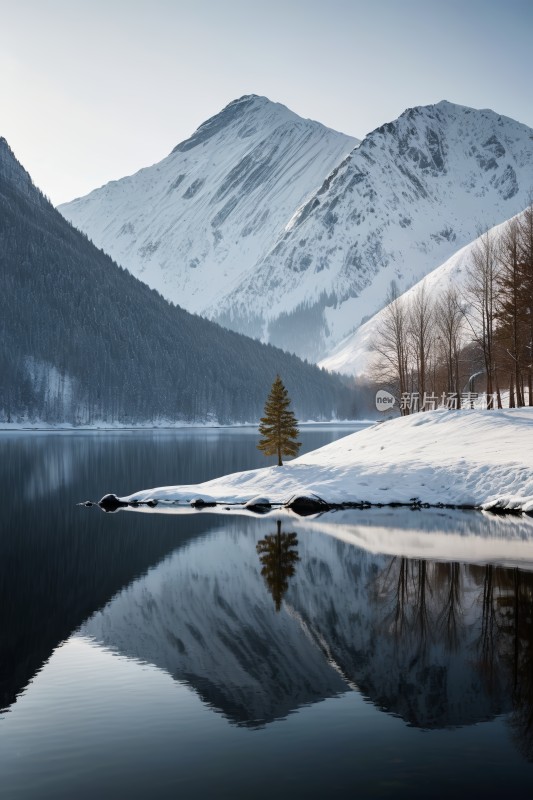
xmin=372 ymin=282 xmax=411 ymax=413
xmin=464 ymin=228 xmax=499 ymax=408
xmin=435 ymin=285 xmax=464 ymax=406
xmin=497 ymin=219 xmax=526 ymax=406
xmin=409 ymin=281 xmax=434 ymax=405
xmin=519 ymin=203 xmax=533 ymax=405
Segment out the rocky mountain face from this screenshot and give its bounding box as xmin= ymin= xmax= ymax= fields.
xmin=60 ymin=99 xmax=533 ymax=362
xmin=225 ymin=101 xmax=533 ymax=360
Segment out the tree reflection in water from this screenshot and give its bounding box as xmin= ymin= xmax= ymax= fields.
xmin=498 ymin=568 xmax=533 ymax=761
xmin=256 ymin=521 xmax=300 ymax=611
xmin=373 ymin=556 xmax=533 ymax=758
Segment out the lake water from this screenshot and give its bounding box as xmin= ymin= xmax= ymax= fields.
xmin=2 ymin=425 xmax=533 ymax=799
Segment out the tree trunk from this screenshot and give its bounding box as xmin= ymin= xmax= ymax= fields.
xmin=495 ymin=370 xmax=503 ymax=410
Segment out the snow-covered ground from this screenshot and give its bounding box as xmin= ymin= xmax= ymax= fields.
xmin=120 ymin=408 xmax=533 ymax=513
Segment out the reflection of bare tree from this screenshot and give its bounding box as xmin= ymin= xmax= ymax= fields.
xmin=364 ymin=552 xmax=533 ymax=753
xmin=502 ymin=570 xmax=533 ymax=761
xmin=256 ymin=521 xmax=299 ymax=612
xmin=414 ymin=560 xmax=432 ymax=655
xmin=436 ymin=562 xmax=462 ymax=652
xmin=393 ymin=558 xmax=409 ymax=639
xmin=376 ymin=557 xmax=410 ymax=640
xmin=374 ymin=558 xmax=435 ymax=660
xmin=477 ymin=565 xmax=499 ymax=690
xmin=469 ymin=565 xmax=533 ymax=760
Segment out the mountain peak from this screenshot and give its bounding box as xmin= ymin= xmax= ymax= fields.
xmin=171 ymin=94 xmax=288 ymax=154
xmin=169 ymin=94 xmax=348 ymax=156
xmin=396 ymin=99 xmax=526 ymax=128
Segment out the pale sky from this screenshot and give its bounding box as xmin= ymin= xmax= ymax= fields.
xmin=1 ymin=0 xmax=532 ymax=205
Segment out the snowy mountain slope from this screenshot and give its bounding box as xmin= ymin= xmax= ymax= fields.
xmin=212 ymin=101 xmax=533 ymax=358
xmin=319 ymin=208 xmax=530 ymax=376
xmin=80 ymin=519 xmax=514 ymax=729
xmin=59 ymin=95 xmax=357 ymax=318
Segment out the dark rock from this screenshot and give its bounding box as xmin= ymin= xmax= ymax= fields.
xmin=245 ymin=504 xmax=271 ymax=514
xmin=98 ymin=493 xmax=128 ymax=512
xmin=190 ymin=498 xmax=217 ymax=508
xmin=244 ymin=497 xmax=272 ymax=513
xmin=285 ymin=494 xmax=330 ymax=516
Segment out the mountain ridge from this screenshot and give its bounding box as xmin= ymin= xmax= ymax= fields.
xmin=59 ymin=97 xmax=533 ymax=361
xmin=220 ymin=99 xmax=533 ymax=359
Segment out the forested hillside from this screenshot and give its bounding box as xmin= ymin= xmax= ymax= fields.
xmin=0 ymin=139 xmax=352 ymax=425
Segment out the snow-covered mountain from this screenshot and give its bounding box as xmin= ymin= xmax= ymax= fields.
xmin=80 ymin=517 xmax=515 ymax=729
xmin=231 ymin=101 xmax=533 ymax=360
xmin=320 ymin=206 xmax=530 ymax=377
xmin=59 ymin=95 xmax=357 ymax=329
xmin=59 ymin=98 xmax=533 ymax=361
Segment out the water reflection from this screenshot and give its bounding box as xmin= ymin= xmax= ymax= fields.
xmin=0 ymin=427 xmax=354 ymax=712
xmin=3 ymin=428 xmax=533 ymax=780
xmin=0 ymin=426 xmax=356 ymax=504
xmin=257 ymin=521 xmax=300 ymax=611
xmin=73 ymin=516 xmax=533 ymax=754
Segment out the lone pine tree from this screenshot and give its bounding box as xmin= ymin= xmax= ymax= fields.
xmin=258 ymin=375 xmax=301 ymax=466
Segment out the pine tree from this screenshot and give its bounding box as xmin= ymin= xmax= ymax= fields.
xmin=258 ymin=375 xmax=301 ymax=466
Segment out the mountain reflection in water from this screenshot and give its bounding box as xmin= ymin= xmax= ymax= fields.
xmin=70 ymin=513 xmax=533 ymax=759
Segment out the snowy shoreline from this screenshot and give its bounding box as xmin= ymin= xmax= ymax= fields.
xmin=0 ymin=419 xmax=369 ymax=433
xmin=105 ymin=408 xmax=533 ymax=514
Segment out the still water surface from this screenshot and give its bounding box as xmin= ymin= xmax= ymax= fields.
xmin=2 ymin=426 xmax=533 ymax=799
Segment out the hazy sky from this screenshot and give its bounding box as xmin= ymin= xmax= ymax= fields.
xmin=1 ymin=0 xmax=532 ymax=205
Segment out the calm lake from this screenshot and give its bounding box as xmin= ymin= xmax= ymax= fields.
xmin=2 ymin=425 xmax=533 ymax=799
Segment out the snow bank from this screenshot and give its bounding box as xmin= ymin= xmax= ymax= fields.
xmin=300 ymin=507 xmax=533 ymax=570
xmin=122 ymin=408 xmax=533 ymax=512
